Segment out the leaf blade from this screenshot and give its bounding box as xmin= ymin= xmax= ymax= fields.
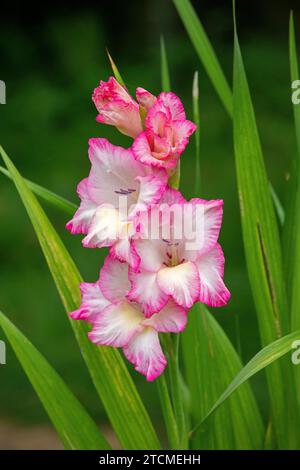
xmin=0 ymin=311 xmax=110 ymax=450
xmin=283 ymin=11 xmax=300 ymax=413
xmin=232 ymin=15 xmax=300 ymax=447
xmin=172 ymin=0 xmax=284 ymax=223
xmin=287 ymin=12 xmax=300 ymax=333
xmin=160 ymin=35 xmax=171 ymax=92
xmin=193 ymin=328 xmax=300 ymax=432
xmin=192 ymin=71 xmax=201 ymax=195
xmin=0 ymin=165 xmax=76 ymax=215
xmin=172 ymin=0 xmax=232 ymax=116
xmin=183 ymin=304 xmax=264 ymax=450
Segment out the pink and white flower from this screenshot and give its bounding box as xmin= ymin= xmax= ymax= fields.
xmin=132 ymin=92 xmax=197 ymax=169
xmin=66 ymin=138 xmax=168 ymax=269
xmin=71 ymin=255 xmax=187 ymax=381
xmin=93 ymin=77 xmax=143 ymax=138
xmin=128 ymin=188 xmax=230 ymax=315
xmin=68 ymin=77 xmax=230 ymax=382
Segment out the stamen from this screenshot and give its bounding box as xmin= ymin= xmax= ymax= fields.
xmin=114 ymin=188 xmax=137 ymax=195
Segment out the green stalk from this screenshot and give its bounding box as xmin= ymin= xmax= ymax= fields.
xmin=192 ymin=71 xmax=201 ymax=195
xmin=166 ymin=335 xmax=188 ymax=449
xmin=156 ymin=373 xmax=180 ymax=449
xmin=288 ymin=12 xmax=300 ymax=413
xmin=160 ymin=35 xmax=171 ymax=92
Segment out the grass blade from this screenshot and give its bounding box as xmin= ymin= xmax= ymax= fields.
xmin=156 ymin=374 xmax=179 ymax=450
xmin=160 ymin=35 xmax=171 ymax=92
xmin=172 ymin=0 xmax=232 ymax=116
xmin=290 ymin=12 xmax=300 ymax=158
xmin=0 ymin=311 xmax=110 ymax=450
xmin=285 ymin=11 xmax=300 ymax=411
xmin=183 ymin=304 xmax=264 ymax=450
xmin=282 ymin=12 xmax=300 ymax=297
xmin=287 ymin=12 xmax=300 ymax=330
xmin=192 ymin=328 xmax=300 ymax=434
xmin=232 ymin=12 xmax=299 ymax=447
xmin=0 ymin=165 xmax=76 ymax=215
xmin=269 ymin=182 xmax=285 ymax=226
xmin=172 ymin=0 xmax=284 ymax=222
xmin=0 ymin=145 xmax=161 ymax=450
xmin=192 ymin=71 xmax=201 ymax=195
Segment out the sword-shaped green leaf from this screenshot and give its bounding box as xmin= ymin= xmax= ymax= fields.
xmin=192 ymin=328 xmax=300 ymax=436
xmin=232 ymin=14 xmax=299 ymax=447
xmin=183 ymin=304 xmax=264 ymax=450
xmin=0 ymin=311 xmax=110 ymax=450
xmin=172 ymin=0 xmax=232 ymax=116
xmin=0 ymin=165 xmax=76 ymax=215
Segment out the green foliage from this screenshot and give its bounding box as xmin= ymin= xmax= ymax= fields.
xmin=172 ymin=0 xmax=232 ymax=116
xmin=183 ymin=304 xmax=264 ymax=450
xmin=232 ymin=18 xmax=300 ymax=448
xmin=197 ymin=328 xmax=300 ymax=432
xmin=160 ymin=36 xmax=171 ymax=92
xmin=0 ymin=311 xmax=110 ymax=450
xmin=192 ymin=71 xmax=201 ymax=195
xmin=1 ymin=1 xmax=300 ymax=451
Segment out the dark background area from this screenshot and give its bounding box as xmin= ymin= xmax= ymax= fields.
xmin=0 ymin=0 xmax=300 ymax=447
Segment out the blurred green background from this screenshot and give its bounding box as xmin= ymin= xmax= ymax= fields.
xmin=0 ymin=0 xmax=300 ymax=448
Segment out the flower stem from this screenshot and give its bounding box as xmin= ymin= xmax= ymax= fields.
xmin=156 ymin=374 xmax=180 ymax=449
xmin=167 ymin=334 xmax=188 ymax=449
xmin=168 ymin=162 xmax=181 ymax=190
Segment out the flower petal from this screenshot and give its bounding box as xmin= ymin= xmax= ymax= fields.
xmin=82 ymin=204 xmax=122 ymax=248
xmin=99 ymin=255 xmax=131 ymax=303
xmin=93 ymin=77 xmax=132 ymax=107
xmin=88 ymin=301 xmax=143 ymax=347
xmin=160 ymin=186 xmax=187 ymax=205
xmin=132 ymin=131 xmax=175 ymax=169
xmin=110 ymin=237 xmax=141 ymax=271
xmin=136 ymin=87 xmax=157 ymax=110
xmin=66 ymin=178 xmax=97 ymax=234
xmin=172 ymin=119 xmax=197 ymax=154
xmin=142 ymin=300 xmax=187 ymax=333
xmin=70 ymin=281 xmax=110 ymax=321
xmin=134 ymin=173 xmax=168 ymax=212
xmin=88 ymin=138 xmax=167 ymax=210
xmin=146 ymin=107 xmax=172 ymax=136
xmin=96 ymin=101 xmax=143 ymax=138
xmin=88 ymin=138 xmax=142 ymax=207
xmin=93 ymin=77 xmax=142 ymax=138
xmin=132 ymin=238 xmax=166 ymax=272
xmin=127 ymin=269 xmax=169 ymax=316
xmin=195 ymin=244 xmax=231 ymax=307
xmin=123 ymin=328 xmax=167 ymax=381
xmin=157 ymin=261 xmax=200 ymax=308
xmin=182 ymin=198 xmax=224 ymax=259
xmin=157 ymin=92 xmax=186 ymax=120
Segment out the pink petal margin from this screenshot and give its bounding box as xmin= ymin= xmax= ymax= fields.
xmin=123 ymin=328 xmax=167 ymax=381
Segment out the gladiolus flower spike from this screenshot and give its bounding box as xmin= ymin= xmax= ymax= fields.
xmin=67 ymin=76 xmax=230 ymax=381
